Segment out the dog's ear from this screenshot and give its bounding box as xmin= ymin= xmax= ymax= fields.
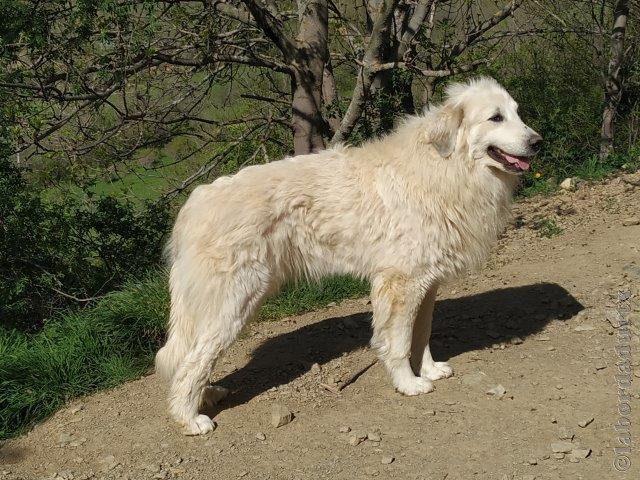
xmin=424 ymin=103 xmax=463 ymax=158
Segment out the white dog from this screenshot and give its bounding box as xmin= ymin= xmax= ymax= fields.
xmin=156 ymin=77 xmax=542 ymax=435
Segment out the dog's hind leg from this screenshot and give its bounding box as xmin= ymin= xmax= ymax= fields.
xmin=410 ymin=286 xmax=453 ymax=381
xmin=370 ymin=272 xmax=435 ymax=396
xmin=167 ymin=269 xmax=268 ymax=435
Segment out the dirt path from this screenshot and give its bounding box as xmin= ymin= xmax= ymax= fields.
xmin=2 ymin=176 xmax=640 ymax=480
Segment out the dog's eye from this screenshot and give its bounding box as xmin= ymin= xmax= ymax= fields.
xmin=489 ymin=114 xmax=504 ymax=122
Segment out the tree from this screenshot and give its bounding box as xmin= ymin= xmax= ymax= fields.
xmin=1 ymin=0 xmax=525 ymax=198
xmin=601 ymin=0 xmax=630 ymax=159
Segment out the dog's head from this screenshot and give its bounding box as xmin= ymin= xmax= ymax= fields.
xmin=424 ymin=77 xmax=542 ymax=175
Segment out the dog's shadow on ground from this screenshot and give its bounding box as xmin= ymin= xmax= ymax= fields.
xmin=208 ymin=282 xmax=582 ymax=415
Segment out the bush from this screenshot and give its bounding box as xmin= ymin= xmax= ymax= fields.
xmin=0 ymin=270 xmax=369 ymax=440
xmin=0 ymin=157 xmax=170 ymax=330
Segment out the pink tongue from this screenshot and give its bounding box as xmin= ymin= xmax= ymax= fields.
xmin=503 ymin=153 xmax=530 ymax=171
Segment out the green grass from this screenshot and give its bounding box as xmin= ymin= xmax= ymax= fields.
xmin=0 ymin=271 xmax=369 ymax=440
xmin=532 ymin=217 xmax=563 ymax=238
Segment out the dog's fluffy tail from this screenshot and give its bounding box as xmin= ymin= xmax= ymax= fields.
xmin=155 ymin=287 xmax=194 ymax=382
xmin=156 ymin=231 xmax=195 ymax=382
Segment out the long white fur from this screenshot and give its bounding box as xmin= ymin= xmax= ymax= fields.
xmin=155 ymin=77 xmax=541 ymax=435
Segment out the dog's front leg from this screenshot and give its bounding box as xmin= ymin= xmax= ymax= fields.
xmin=370 ymin=272 xmax=434 ymax=396
xmin=410 ymin=285 xmax=453 ymax=381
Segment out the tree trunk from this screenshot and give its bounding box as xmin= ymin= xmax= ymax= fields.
xmin=291 ymin=0 xmax=329 ymax=155
xmin=600 ymin=0 xmax=629 ymax=160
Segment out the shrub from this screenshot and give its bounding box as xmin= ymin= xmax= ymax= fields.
xmin=0 ymin=157 xmax=170 ymax=330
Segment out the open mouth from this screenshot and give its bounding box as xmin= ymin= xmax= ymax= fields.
xmin=487 ymin=146 xmax=532 ymax=173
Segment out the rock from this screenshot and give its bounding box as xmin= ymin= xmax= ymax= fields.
xmin=618 ymin=290 xmax=631 ymax=302
xmin=339 ymin=425 xmax=351 ymax=433
xmin=605 ymin=309 xmax=624 ymax=328
xmin=559 ymin=177 xmax=574 ymax=190
xmin=622 ymin=217 xmax=640 ymax=226
xmin=558 ymin=427 xmax=575 ymax=440
xmin=342 ymin=318 xmax=358 ymax=329
xmin=68 ymin=438 xmax=87 ymax=448
xmin=578 ymin=417 xmax=594 ymax=428
xmin=461 ymin=371 xmax=486 ymax=386
xmin=594 ymin=360 xmax=607 ymax=370
xmin=348 ymin=431 xmax=367 ymax=446
xmin=486 ymin=384 xmax=506 ymax=398
xmin=551 ymin=442 xmax=573 ymax=453
xmin=255 ymin=432 xmax=266 ymax=441
xmin=527 ymin=458 xmax=538 ymax=465
xmin=367 ymin=431 xmax=382 ymax=442
xmin=571 ymin=448 xmax=591 ymax=459
xmin=57 ymin=433 xmax=74 ymax=446
xmin=380 ymin=456 xmax=395 ymax=465
xmin=623 ymin=263 xmax=640 ymax=279
xmin=99 ymin=455 xmax=118 ymax=471
xmin=310 ymin=363 xmax=321 ymax=374
xmin=552 ymin=453 xmax=565 ymax=460
xmin=270 ymin=403 xmax=293 ymax=428
xmin=574 ymin=324 xmax=595 ymax=332
xmin=326 ymin=302 xmax=337 ymax=308
xmin=509 ymin=336 xmax=524 ymax=345
xmin=69 ymin=404 xmax=85 ymax=415
xmin=568 ymin=456 xmax=580 ymax=463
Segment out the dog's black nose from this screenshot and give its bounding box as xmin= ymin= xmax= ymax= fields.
xmin=529 ymin=134 xmax=543 ymax=152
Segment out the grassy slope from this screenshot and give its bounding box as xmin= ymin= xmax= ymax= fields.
xmin=0 ymin=272 xmax=368 ymax=440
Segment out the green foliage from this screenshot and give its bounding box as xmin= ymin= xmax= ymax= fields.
xmin=0 ymin=270 xmax=369 ymax=439
xmin=0 ymin=158 xmax=170 ymax=330
xmin=259 ymin=276 xmax=370 ymax=321
xmin=532 ymin=217 xmax=563 ymax=238
xmin=0 ymin=272 xmax=169 ymax=440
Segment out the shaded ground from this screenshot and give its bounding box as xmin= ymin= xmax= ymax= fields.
xmin=2 ymin=175 xmax=640 ymax=480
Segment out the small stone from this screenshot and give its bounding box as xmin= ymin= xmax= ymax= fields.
xmin=605 ymin=309 xmax=624 ymax=328
xmin=310 ymin=363 xmax=321 ymax=374
xmin=622 ymin=217 xmax=640 ymax=226
xmin=270 ymin=403 xmax=293 ymax=428
xmin=69 ymin=404 xmax=85 ymax=415
xmin=255 ymin=432 xmax=266 ymax=441
xmin=349 ymin=435 xmax=363 ymax=446
xmin=367 ymin=431 xmax=382 ymax=442
xmin=552 ymin=453 xmax=565 ymax=460
xmin=509 ymin=336 xmax=524 ymax=345
xmin=559 ymin=177 xmax=574 ymax=190
xmin=143 ymin=464 xmax=161 ymax=473
xmin=618 ymin=290 xmax=631 ymax=302
xmin=238 ymin=472 xmax=248 ymax=478
xmin=326 ymin=302 xmax=337 ymax=308
xmin=57 ymin=433 xmax=74 ymax=446
xmin=571 ymin=448 xmax=591 ymax=459
xmin=380 ymin=456 xmax=394 ymax=465
xmin=594 ymin=360 xmax=607 ymax=370
xmin=578 ymin=417 xmax=594 ymax=428
xmin=461 ymin=371 xmax=486 ymax=386
xmin=68 ymin=438 xmax=86 ymax=448
xmin=527 ymin=458 xmax=538 ymax=465
xmin=339 ymin=426 xmax=351 ymax=433
xmin=574 ymin=324 xmax=595 ymax=332
xmin=551 ymin=442 xmax=573 ymax=453
xmin=99 ymin=455 xmax=117 ymax=471
xmin=558 ymin=427 xmax=574 ymax=440
xmin=486 ymin=384 xmax=506 ymax=398
xmin=568 ymin=456 xmax=580 ymax=463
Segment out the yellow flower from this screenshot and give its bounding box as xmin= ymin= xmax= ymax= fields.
xmin=534 ymin=172 xmax=541 ymax=178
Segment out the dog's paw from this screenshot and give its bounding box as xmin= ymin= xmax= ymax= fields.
xmin=421 ymin=361 xmax=453 ymax=381
xmin=395 ymin=376 xmax=435 ymax=396
xmin=202 ymin=385 xmax=229 ymax=407
xmin=182 ymin=414 xmax=216 ymax=436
